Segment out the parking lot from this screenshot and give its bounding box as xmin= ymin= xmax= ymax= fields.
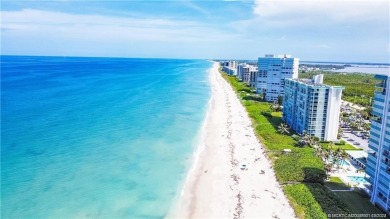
xmin=342 ymin=130 xmax=369 ymax=151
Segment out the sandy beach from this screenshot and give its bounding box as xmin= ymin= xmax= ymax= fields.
xmin=169 ymin=62 xmax=296 ymax=218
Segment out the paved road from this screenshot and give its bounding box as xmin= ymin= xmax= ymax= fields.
xmin=342 ymin=131 xmax=369 ymax=151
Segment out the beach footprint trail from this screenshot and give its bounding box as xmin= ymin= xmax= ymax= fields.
xmin=170 ymin=62 xmax=296 ymax=219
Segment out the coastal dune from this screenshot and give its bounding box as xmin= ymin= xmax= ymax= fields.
xmin=170 ymin=62 xmax=296 ymax=218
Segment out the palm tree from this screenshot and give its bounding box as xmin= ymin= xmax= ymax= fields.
xmin=278 ymin=123 xmax=290 ymax=135
xmin=309 ymin=136 xmax=320 ymax=148
xmin=328 ymin=141 xmax=335 ymax=150
xmin=320 ymin=147 xmax=333 ymax=176
xmin=337 ymin=128 xmax=343 ymax=139
xmin=333 ymin=147 xmax=343 ymax=171
xmin=297 ymin=132 xmax=309 ymax=147
xmin=362 ymin=123 xmax=371 ymax=132
xmin=314 ymin=146 xmax=324 ymax=159
xmin=340 ymin=150 xmax=349 ymax=166
xmin=270 ymin=101 xmax=281 ymax=112
xmin=324 ymin=163 xmax=333 ymax=178
xmin=322 ymin=147 xmax=332 ymax=164
xmin=359 ymin=109 xmax=369 ymax=120
xmin=298 ymin=131 xmax=319 ymax=148
xmin=261 ymin=88 xmax=266 ymax=101
xmin=350 ymin=122 xmax=359 ymax=131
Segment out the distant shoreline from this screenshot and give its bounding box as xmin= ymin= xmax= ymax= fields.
xmin=301 ymin=61 xmax=390 ymax=66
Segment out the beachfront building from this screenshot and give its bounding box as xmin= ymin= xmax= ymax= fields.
xmin=237 ymin=63 xmax=245 ymax=80
xmin=222 ymin=61 xmax=237 ymax=76
xmin=282 ymin=74 xmax=344 ymax=141
xmin=237 ymin=63 xmax=257 ymax=89
xmin=257 ymin=54 xmax=299 ymax=102
xmin=365 ymin=74 xmax=390 ymax=214
xmin=248 ymin=67 xmax=257 ymax=89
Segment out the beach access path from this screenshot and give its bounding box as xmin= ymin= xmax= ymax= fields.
xmin=169 ymin=62 xmax=296 ymax=219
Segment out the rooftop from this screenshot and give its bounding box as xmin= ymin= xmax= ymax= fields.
xmin=346 ymin=150 xmax=367 ymax=159
xmin=375 ymin=74 xmax=390 ymax=80
xmin=288 ymin=75 xmax=344 ymax=90
xmin=289 ymin=78 xmax=329 ymax=88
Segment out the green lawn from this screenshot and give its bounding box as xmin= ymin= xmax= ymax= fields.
xmin=333 ymin=144 xmax=362 ymax=150
xmin=335 ymin=191 xmax=385 ymax=216
xmin=321 ymin=142 xmax=362 ymax=150
xmin=324 ymin=177 xmax=350 ymax=190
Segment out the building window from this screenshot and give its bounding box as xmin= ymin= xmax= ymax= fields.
xmin=378 ymin=192 xmax=387 ymax=203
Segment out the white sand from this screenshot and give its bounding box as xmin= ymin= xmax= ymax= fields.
xmin=168 ymin=62 xmax=296 ymax=219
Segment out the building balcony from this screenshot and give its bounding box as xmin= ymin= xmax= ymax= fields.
xmin=372 ymin=109 xmax=383 ymax=118
xmin=374 ymin=96 xmax=385 ymax=103
xmin=368 ymin=148 xmax=377 ymax=156
xmin=379 ymin=196 xmax=388 ymax=204
xmin=364 ymin=175 xmax=373 ymax=184
xmin=382 ymin=159 xmax=390 ymax=168
xmin=366 ymin=159 xmax=376 ymax=168
xmin=384 ymin=150 xmax=390 ymax=158
xmin=365 ymin=166 xmax=376 ymax=178
xmin=376 ymin=82 xmax=386 ymax=88
xmin=375 ymin=87 xmax=386 ymax=95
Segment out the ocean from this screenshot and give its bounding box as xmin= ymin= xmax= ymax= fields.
xmin=1 ymin=56 xmax=212 ymax=218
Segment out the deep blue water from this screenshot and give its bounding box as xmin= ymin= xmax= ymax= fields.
xmin=1 ymin=56 xmax=211 ymax=218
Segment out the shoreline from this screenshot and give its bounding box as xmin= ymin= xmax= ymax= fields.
xmin=167 ymin=61 xmax=215 ymax=218
xmin=168 ymin=62 xmax=296 ymax=218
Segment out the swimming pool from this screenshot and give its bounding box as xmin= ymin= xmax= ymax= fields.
xmin=329 ymin=158 xmax=350 ymax=168
xmin=340 ymin=160 xmax=351 ymax=168
xmin=348 ymin=176 xmax=368 ymax=184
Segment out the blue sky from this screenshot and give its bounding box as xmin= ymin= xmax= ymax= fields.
xmin=1 ymin=0 xmax=389 ymax=62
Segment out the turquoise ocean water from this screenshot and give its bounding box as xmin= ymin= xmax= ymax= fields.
xmin=1 ymin=56 xmax=211 ymax=218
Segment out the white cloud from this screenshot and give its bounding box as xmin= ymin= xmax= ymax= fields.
xmin=1 ymin=4 xmax=389 ymax=61
xmin=229 ymin=0 xmax=389 ymax=43
xmin=253 ymin=0 xmax=389 ymax=26
xmin=1 ymin=9 xmax=235 ymax=43
xmin=2 ymin=9 xmax=249 ymax=58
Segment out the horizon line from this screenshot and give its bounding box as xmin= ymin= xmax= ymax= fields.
xmin=1 ymin=54 xmax=389 ymax=65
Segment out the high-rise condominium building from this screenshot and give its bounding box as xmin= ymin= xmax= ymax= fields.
xmin=283 ymin=74 xmax=344 ymax=141
xmin=365 ymin=74 xmax=390 ymax=214
xmin=237 ymin=63 xmax=257 ymax=89
xmin=257 ymin=54 xmax=299 ymax=102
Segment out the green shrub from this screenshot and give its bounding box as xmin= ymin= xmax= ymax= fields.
xmin=335 ymin=140 xmax=346 ymax=145
xmin=284 ymin=184 xmax=327 ymax=219
xmin=284 ymin=183 xmax=352 ymax=219
xmin=306 ymin=184 xmax=352 ymax=215
xmin=292 ymin=134 xmax=300 ymax=141
xmin=261 ymin=111 xmax=273 ymax=117
xmin=274 ymin=152 xmax=326 ymax=183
